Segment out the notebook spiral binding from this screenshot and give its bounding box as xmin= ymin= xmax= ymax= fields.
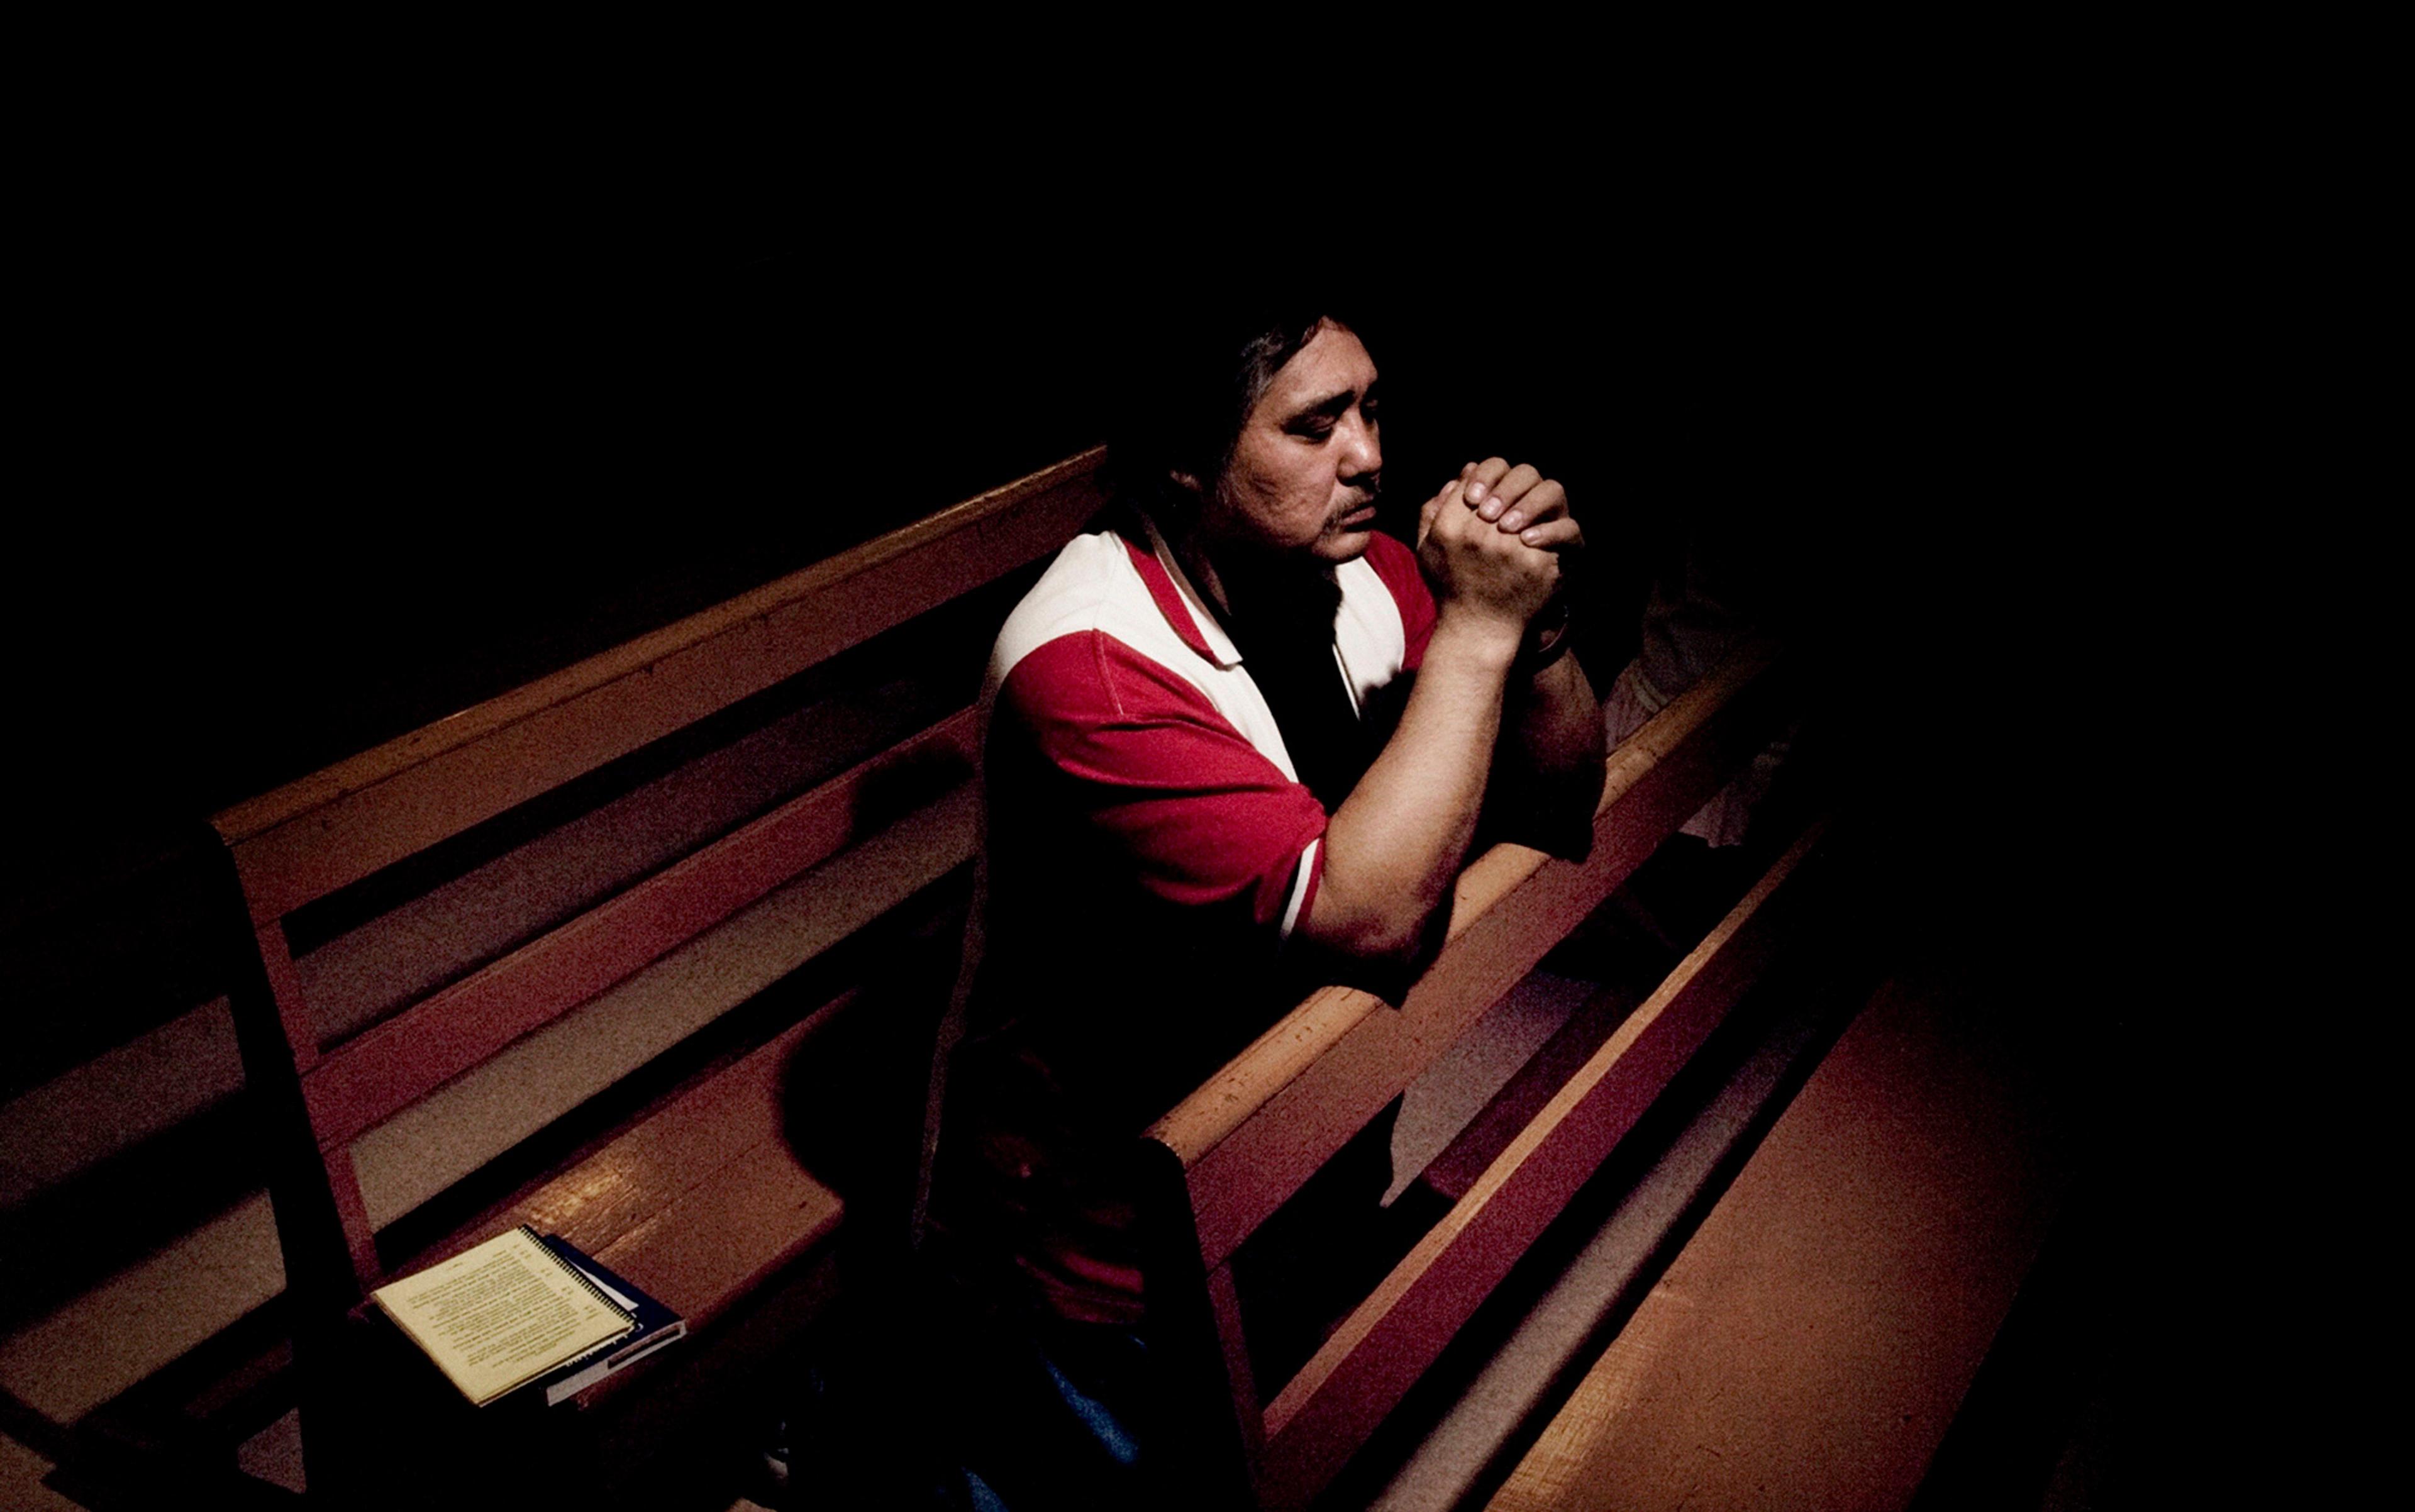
xmin=518 ymin=1224 xmax=636 ymax=1327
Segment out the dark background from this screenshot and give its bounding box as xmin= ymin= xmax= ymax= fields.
xmin=10 ymin=138 xmax=2230 ymax=1496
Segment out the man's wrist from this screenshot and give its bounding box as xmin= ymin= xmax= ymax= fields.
xmin=1429 ymin=606 xmax=1526 ymax=672
xmin=1518 ymin=596 xmax=1574 ymax=674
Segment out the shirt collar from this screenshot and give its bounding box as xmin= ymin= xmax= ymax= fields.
xmin=1126 ymin=511 xmax=1244 ymax=669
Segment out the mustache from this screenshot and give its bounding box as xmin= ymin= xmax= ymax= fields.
xmin=1334 ymin=476 xmax=1383 ymax=515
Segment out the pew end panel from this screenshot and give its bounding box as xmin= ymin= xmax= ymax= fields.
xmin=143 ymin=450 xmax=1113 ymax=1499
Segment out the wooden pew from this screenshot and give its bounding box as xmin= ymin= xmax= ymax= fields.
xmin=202 ymin=448 xmax=1113 ymax=1500
xmin=1139 ymin=639 xmax=1824 ymax=1510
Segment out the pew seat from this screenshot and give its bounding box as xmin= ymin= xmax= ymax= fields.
xmin=1482 ymin=962 xmax=2085 ymax=1512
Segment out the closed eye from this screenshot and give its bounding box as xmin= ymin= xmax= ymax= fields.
xmin=1287 ymin=386 xmax=1374 ymax=442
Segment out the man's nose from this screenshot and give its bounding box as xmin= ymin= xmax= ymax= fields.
xmin=1338 ymin=413 xmax=1381 ymax=483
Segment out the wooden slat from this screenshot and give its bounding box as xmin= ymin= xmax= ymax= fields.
xmin=327 ymin=1149 xmax=382 ymax=1291
xmin=295 ymin=679 xmax=926 ymax=1045
xmin=345 ymin=789 xmax=974 ymax=1231
xmin=1418 ymin=980 xmax=1643 ymax=1203
xmin=213 ymin=448 xmax=1106 ymax=922
xmin=1208 ymin=1260 xmax=1265 ymax=1467
xmin=1152 ymin=643 xmax=1794 ymax=1271
xmin=0 ymin=1196 xmax=287 ymax=1425
xmin=253 ymin=920 xmax=320 ymax=1075
xmin=1255 ymin=821 xmax=1827 ymax=1509
xmin=296 ymin=711 xmax=980 ymax=1148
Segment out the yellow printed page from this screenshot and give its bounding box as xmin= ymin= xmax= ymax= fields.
xmin=370 ymin=1228 xmax=633 ymax=1406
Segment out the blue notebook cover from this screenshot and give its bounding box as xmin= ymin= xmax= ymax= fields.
xmin=533 ymin=1233 xmax=687 ymax=1404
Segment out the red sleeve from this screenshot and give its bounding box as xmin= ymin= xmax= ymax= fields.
xmin=1363 ymin=530 xmax=1436 ymax=670
xmin=996 ymin=631 xmax=1328 ymax=933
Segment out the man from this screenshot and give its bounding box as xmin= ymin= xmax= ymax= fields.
xmin=929 ymin=299 xmax=1603 ymax=1503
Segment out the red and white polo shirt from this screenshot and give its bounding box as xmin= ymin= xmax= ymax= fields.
xmin=984 ymin=511 xmax=1438 ymax=947
xmin=940 ymin=511 xmax=1437 ymax=1325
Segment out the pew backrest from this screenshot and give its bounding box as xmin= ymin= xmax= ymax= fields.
xmin=211 ymin=449 xmax=1110 ymax=1353
xmin=1140 ymin=637 xmax=1823 ymax=1509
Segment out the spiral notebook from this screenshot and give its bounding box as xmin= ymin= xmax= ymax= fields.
xmin=532 ymin=1233 xmax=687 ymax=1404
xmin=370 ymin=1225 xmax=637 ymax=1406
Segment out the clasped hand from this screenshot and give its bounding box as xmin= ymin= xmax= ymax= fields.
xmin=1416 ymin=458 xmax=1581 ymax=639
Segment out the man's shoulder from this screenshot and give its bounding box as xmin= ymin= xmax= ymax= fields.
xmin=992 ymin=529 xmax=1156 ymax=674
xmin=990 ymin=528 xmax=1214 ymax=716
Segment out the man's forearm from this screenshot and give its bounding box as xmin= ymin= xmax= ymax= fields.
xmin=1496 ymin=647 xmax=1607 ymax=850
xmin=1296 ymin=613 xmax=1522 ymax=970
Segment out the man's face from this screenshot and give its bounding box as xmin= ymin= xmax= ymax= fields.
xmin=1206 ymin=320 xmax=1383 ymax=565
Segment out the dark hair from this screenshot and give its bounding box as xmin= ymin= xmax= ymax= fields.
xmin=1105 ymin=295 xmax=1363 ymax=523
